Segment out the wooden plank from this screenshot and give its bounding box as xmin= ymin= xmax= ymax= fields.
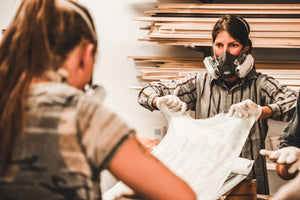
xmin=134 ymin=17 xmax=300 ymax=23
xmin=153 ymin=21 xmax=300 ymax=31
xmin=130 ymin=56 xmax=300 ymax=67
xmin=145 ymin=8 xmax=300 ymax=15
xmin=149 ymin=28 xmax=300 ymax=38
xmin=149 ymin=30 xmax=300 ymax=39
xmin=155 ymin=3 xmax=300 ymax=10
xmin=140 ymin=38 xmax=300 ymax=48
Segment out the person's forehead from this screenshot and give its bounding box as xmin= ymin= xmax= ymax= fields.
xmin=215 ymin=31 xmax=239 ymax=44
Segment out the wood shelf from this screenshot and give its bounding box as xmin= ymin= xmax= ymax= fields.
xmin=135 ymin=17 xmax=300 ymax=48
xmin=134 ymin=3 xmax=300 ymax=48
xmin=131 ymin=3 xmax=300 ymax=92
xmin=129 ymin=56 xmax=300 ymax=92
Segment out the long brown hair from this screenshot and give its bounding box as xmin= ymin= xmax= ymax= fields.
xmin=0 ymin=0 xmax=97 ymax=176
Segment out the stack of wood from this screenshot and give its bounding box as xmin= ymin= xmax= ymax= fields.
xmin=146 ymin=3 xmax=300 ymax=17
xmin=129 ymin=56 xmax=300 ymax=92
xmin=135 ymin=3 xmax=300 ymax=48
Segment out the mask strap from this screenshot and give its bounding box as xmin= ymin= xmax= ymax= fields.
xmin=212 ymin=42 xmax=217 ymax=60
xmin=238 ymin=46 xmax=246 ymax=58
xmin=57 ymin=0 xmax=97 ymax=41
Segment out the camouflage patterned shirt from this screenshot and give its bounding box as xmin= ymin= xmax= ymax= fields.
xmin=0 ymin=82 xmax=135 ymax=200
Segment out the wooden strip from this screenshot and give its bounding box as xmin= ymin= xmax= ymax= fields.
xmin=149 ymin=28 xmax=300 ymax=38
xmin=130 ymin=56 xmax=300 ymax=64
xmin=139 ymin=38 xmax=300 ymax=48
xmin=134 ymin=17 xmax=300 ymax=23
xmin=147 ymin=31 xmax=300 ymax=45
xmin=154 ymin=22 xmax=300 ymax=31
xmin=145 ymin=8 xmax=300 ymax=15
xmin=155 ymin=3 xmax=300 ymax=10
xmin=149 ymin=31 xmax=300 ymax=39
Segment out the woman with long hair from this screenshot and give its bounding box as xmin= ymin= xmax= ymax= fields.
xmin=0 ymin=1 xmax=196 ymax=199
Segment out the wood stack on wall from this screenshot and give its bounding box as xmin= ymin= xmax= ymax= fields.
xmin=129 ymin=56 xmax=300 ymax=92
xmin=146 ymin=3 xmax=300 ymax=17
xmin=131 ymin=3 xmax=300 ymax=92
xmin=135 ymin=4 xmax=300 ymax=48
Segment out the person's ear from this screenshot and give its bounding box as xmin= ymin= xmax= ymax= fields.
xmin=243 ymin=45 xmax=250 ymax=53
xmin=81 ymin=43 xmax=95 ymax=68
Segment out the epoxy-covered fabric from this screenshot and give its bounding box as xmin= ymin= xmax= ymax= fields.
xmin=103 ymin=107 xmax=255 ymax=200
xmin=152 ymin=106 xmax=255 ymax=199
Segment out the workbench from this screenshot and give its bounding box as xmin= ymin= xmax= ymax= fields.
xmin=221 ymin=179 xmax=271 ymax=200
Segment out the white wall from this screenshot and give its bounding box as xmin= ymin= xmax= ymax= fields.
xmin=0 ymin=0 xmax=20 ymax=41
xmin=80 ymin=0 xmax=202 ymax=139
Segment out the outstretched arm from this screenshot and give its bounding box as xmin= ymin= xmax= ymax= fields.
xmin=260 ymin=147 xmax=300 ymax=175
xmin=260 ymin=147 xmax=300 ymax=199
xmin=138 ymin=73 xmax=199 ymax=112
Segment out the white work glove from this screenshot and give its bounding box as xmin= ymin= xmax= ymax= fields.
xmin=229 ymin=99 xmax=262 ymax=120
xmin=260 ymin=147 xmax=300 ymax=174
xmin=156 ymin=95 xmax=187 ymax=113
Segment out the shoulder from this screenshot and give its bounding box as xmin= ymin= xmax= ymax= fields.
xmin=76 ymin=85 xmax=107 ymax=126
xmin=75 ymin=86 xmax=133 ymax=139
xmin=28 ymin=82 xmax=82 ymax=108
xmin=185 ymin=71 xmax=210 ymax=83
xmin=252 ymin=71 xmax=279 ymax=85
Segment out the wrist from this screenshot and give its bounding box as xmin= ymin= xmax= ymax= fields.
xmin=153 ymin=97 xmax=159 ymax=108
xmin=260 ymin=106 xmax=272 ymax=119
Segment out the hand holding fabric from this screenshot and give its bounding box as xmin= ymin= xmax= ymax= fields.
xmin=229 ymin=99 xmax=262 ymax=120
xmin=260 ymin=147 xmax=300 ymax=174
xmin=156 ymin=95 xmax=187 ymax=113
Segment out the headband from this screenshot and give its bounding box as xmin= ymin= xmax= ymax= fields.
xmin=57 ymin=0 xmax=97 ymax=41
xmin=237 ymin=17 xmax=250 ymax=34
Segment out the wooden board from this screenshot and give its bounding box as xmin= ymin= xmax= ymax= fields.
xmin=221 ymin=179 xmax=257 ymax=200
xmin=155 ymin=3 xmax=300 ymax=10
xmin=146 ymin=3 xmax=300 ymax=16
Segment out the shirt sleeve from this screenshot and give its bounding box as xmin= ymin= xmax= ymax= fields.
xmin=76 ymin=93 xmax=136 ymax=170
xmin=260 ymin=74 xmax=298 ymax=121
xmin=138 ymin=72 xmax=199 ymax=111
xmin=280 ymin=96 xmax=300 ymax=148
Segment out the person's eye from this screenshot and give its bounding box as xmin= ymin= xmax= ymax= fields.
xmin=231 ymin=43 xmax=239 ymax=47
xmin=215 ymin=43 xmax=223 ymax=48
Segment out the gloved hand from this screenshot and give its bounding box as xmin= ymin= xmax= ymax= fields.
xmin=229 ymin=99 xmax=262 ymax=120
xmin=260 ymin=147 xmax=300 ymax=174
xmin=156 ymin=95 xmax=187 ymax=113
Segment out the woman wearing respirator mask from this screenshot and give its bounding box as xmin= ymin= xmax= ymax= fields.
xmin=138 ymin=14 xmax=298 ymax=195
xmin=0 ymin=0 xmax=197 ymax=199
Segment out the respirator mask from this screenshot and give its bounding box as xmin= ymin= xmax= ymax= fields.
xmin=203 ymin=49 xmax=254 ymax=80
